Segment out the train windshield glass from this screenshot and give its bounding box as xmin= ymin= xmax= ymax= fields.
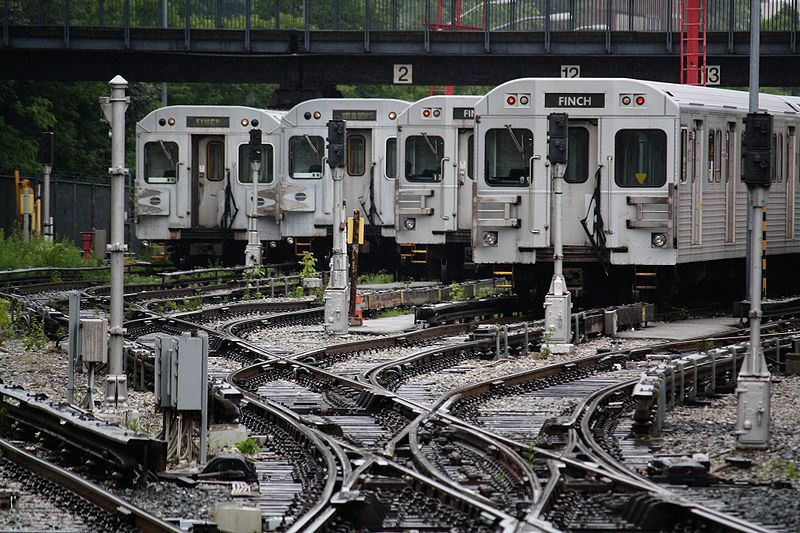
xmin=289 ymin=135 xmax=324 ymax=179
xmin=385 ymin=138 xmax=397 ymax=179
xmin=144 ymin=141 xmax=178 ymax=183
xmin=347 ymin=135 xmax=366 ymax=176
xmin=614 ymin=129 xmax=667 ymax=187
xmin=405 ymin=134 xmax=444 ymax=182
xmin=485 ymin=128 xmax=532 ymax=186
xmin=238 ymin=144 xmax=274 ymax=183
xmin=565 ymin=127 xmax=589 ymax=184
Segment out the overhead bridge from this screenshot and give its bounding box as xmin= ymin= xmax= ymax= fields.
xmin=2 ymin=0 xmax=799 ymax=86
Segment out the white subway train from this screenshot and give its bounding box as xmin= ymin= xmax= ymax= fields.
xmin=469 ymin=78 xmax=800 ymax=299
xmin=135 ymin=80 xmax=800 ymax=299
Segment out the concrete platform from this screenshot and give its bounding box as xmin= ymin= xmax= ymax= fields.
xmin=349 ymin=313 xmax=417 ymax=334
xmin=616 ymin=317 xmax=740 ymax=341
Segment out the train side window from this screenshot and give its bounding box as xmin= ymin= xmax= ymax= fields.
xmin=715 ymin=129 xmax=722 ymax=182
xmin=484 ymin=127 xmax=533 ymax=187
xmin=385 ymin=137 xmax=397 ymax=179
xmin=707 ymin=129 xmax=715 ymax=183
xmin=347 ymin=135 xmax=366 ymax=176
xmin=725 ymin=123 xmax=735 ymax=182
xmin=207 ymin=141 xmax=224 ymax=181
xmin=777 ymin=133 xmax=784 ymax=183
xmin=289 ymin=135 xmax=324 ymax=179
xmin=565 ymin=126 xmax=589 ymax=184
xmin=467 ymin=134 xmax=474 ymax=179
xmin=690 ymin=128 xmax=698 ymax=181
xmin=237 ymin=143 xmax=274 ymax=183
xmin=680 ymin=127 xmax=688 ymax=183
xmin=144 ymin=141 xmax=178 ymax=183
xmin=406 ymin=134 xmax=445 ymax=182
xmin=771 ymin=134 xmax=777 ymax=183
xmin=614 ymin=129 xmax=667 ymax=187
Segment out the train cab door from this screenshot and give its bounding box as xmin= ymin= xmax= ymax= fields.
xmin=473 ymin=120 xmax=546 ymax=264
xmin=344 ymin=130 xmax=371 ymax=224
xmin=192 ymin=135 xmax=226 ymax=228
xmin=455 ymin=129 xmax=474 ymax=231
xmin=562 ymin=121 xmax=600 ymax=247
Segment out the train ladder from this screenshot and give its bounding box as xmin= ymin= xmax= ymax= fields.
xmin=294 ymin=237 xmax=313 ymax=257
xmin=493 ymin=265 xmax=514 ymax=290
xmin=634 ymin=268 xmax=658 ymax=300
xmin=679 ymin=0 xmax=707 ymax=86
xmin=399 ymin=243 xmax=428 ymax=264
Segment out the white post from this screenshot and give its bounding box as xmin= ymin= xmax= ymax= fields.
xmin=245 ymin=129 xmax=262 ymax=267
xmin=323 ymin=119 xmax=349 ymax=334
xmin=543 ymin=113 xmax=573 ymax=353
xmin=736 ymin=0 xmax=770 ymax=449
xmin=103 ymin=75 xmax=130 ymax=410
xmin=42 ymin=164 xmax=52 ymax=241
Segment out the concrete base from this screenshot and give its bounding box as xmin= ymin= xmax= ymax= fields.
xmin=96 ymin=408 xmax=140 ymax=428
xmin=208 ymin=424 xmax=248 ymax=456
xmin=616 ymin=317 xmax=739 ymax=341
xmin=544 ymin=343 xmax=575 ymax=355
xmin=212 ymin=503 xmax=261 ymax=533
xmin=349 ymin=314 xmax=416 ymax=334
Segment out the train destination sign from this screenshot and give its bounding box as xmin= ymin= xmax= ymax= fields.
xmin=544 ymin=93 xmax=605 ymax=108
xmin=453 ymin=108 xmax=475 ymax=120
xmin=333 ymin=110 xmax=377 ymax=121
xmin=186 ymin=116 xmax=230 ymax=128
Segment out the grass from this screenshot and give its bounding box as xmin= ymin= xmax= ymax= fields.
xmin=376 ymin=307 xmax=409 ymax=318
xmin=155 ymin=297 xmax=203 ymax=314
xmin=22 ymin=316 xmax=48 ymax=351
xmin=124 ymin=273 xmax=162 ymax=285
xmin=234 ymin=438 xmax=262 ymax=456
xmin=0 ymin=230 xmax=99 ymax=270
xmin=449 ymin=284 xmax=467 ymax=301
xmin=358 ymin=271 xmax=394 ymax=285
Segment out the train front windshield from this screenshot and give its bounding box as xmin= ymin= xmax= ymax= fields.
xmin=484 ymin=128 xmax=533 ymax=186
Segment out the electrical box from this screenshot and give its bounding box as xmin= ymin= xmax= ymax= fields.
xmin=248 ymin=129 xmax=262 ymax=162
xmin=327 ymin=119 xmax=346 ymax=168
xmin=38 ymin=132 xmax=54 ymax=166
xmin=742 ymin=112 xmax=773 ymax=188
xmin=155 ymin=333 xmax=207 ymax=411
xmin=547 ymin=113 xmax=569 ymax=164
xmin=80 ymin=318 xmax=107 ymax=363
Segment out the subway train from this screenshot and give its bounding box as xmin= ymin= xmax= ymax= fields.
xmin=468 ymin=78 xmax=800 ymax=301
xmin=135 ymin=80 xmax=800 ymax=301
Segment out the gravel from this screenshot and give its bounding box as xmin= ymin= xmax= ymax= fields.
xmin=244 ymin=324 xmax=390 ymax=354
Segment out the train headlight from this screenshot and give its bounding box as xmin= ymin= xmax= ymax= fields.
xmin=313 ymin=112 xmax=321 ymax=120
xmin=241 ymin=118 xmax=250 ymax=127
xmin=269 ymin=241 xmax=277 ymax=248
xmin=651 ymin=232 xmax=667 ymax=248
xmin=286 ymin=237 xmax=295 ymax=245
xmin=141 ymin=240 xmax=150 ymax=247
xmin=403 ymin=218 xmax=416 ymax=230
xmin=483 ymin=231 xmax=498 ymax=246
xmin=167 ymin=118 xmax=176 ymax=126
xmin=388 ymin=112 xmax=397 ymax=120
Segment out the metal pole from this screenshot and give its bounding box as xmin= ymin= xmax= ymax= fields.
xmin=161 ymin=0 xmax=168 ymax=105
xmin=324 ymin=120 xmax=349 ymax=334
xmin=67 ymin=291 xmax=80 ymax=405
xmin=42 ymin=164 xmax=52 ymax=241
xmin=736 ymin=0 xmax=770 ymax=449
xmin=105 ymin=76 xmax=130 ymax=410
xmin=245 ymin=129 xmax=262 ymax=267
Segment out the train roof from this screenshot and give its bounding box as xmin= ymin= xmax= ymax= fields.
xmin=477 ymin=78 xmax=799 ymax=117
xmin=397 ymin=95 xmax=482 ymax=126
xmin=283 ymin=98 xmax=410 ymax=126
xmin=137 ymin=106 xmax=284 ymax=134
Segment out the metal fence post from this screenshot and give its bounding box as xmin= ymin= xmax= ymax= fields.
xmin=216 ymin=0 xmax=222 ymax=29
xmin=424 ymin=0 xmax=430 ymax=52
xmin=99 ymin=0 xmax=105 ymax=28
xmin=391 ymin=0 xmax=397 ymax=30
xmin=334 ymin=0 xmax=341 ymax=30
xmin=185 ymin=0 xmax=191 ymax=49
xmin=728 ymin=0 xmax=735 ymax=52
xmin=628 ymin=0 xmax=633 ymax=30
xmin=544 ymin=0 xmax=551 ymax=52
xmin=64 ymin=0 xmax=70 ymax=47
xmin=245 ymin=0 xmax=251 ymax=51
xmin=3 ymin=0 xmax=9 ymax=47
xmin=364 ymin=0 xmax=370 ymax=52
xmin=274 ymin=0 xmax=280 ymax=30
xmin=123 ymin=0 xmax=130 ymax=48
xmin=605 ymin=0 xmax=612 ymax=52
xmin=666 ymin=0 xmax=672 ymax=52
xmin=792 ymin=0 xmax=798 ymax=52
xmin=304 ymin=0 xmax=310 ymax=51
xmin=484 ymin=0 xmax=490 ymax=52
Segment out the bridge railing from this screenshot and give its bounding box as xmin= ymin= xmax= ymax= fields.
xmin=3 ymin=0 xmax=798 ymax=34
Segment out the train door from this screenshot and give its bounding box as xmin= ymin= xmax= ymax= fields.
xmin=344 ymin=130 xmax=372 ymax=224
xmin=724 ymin=122 xmax=737 ymax=243
xmin=192 ymin=135 xmax=226 ymax=228
xmin=473 ymin=118 xmax=547 ymax=264
xmin=562 ymin=121 xmax=599 ymax=246
xmin=456 ymin=129 xmax=474 ymax=231
xmin=691 ymin=120 xmax=703 ymax=245
xmin=787 ymin=127 xmax=796 ymax=240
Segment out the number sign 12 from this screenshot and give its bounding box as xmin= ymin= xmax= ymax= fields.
xmin=560 ymin=65 xmax=580 ymax=78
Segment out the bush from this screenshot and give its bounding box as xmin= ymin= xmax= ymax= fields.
xmin=0 ymin=299 xmax=11 ymax=340
xmin=234 ymin=438 xmax=262 ymax=456
xmin=0 ymin=230 xmax=95 ymax=270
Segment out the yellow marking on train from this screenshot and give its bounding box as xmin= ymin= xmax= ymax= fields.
xmin=635 ymin=172 xmax=647 ymax=184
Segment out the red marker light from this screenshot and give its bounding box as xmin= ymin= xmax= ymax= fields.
xmin=422 ymin=109 xmax=431 ymax=118
xmin=506 ymin=95 xmax=516 ymax=106
xmin=635 ymin=96 xmax=646 ymax=106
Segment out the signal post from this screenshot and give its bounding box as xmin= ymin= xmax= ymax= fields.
xmin=324 ymin=119 xmax=350 ymax=334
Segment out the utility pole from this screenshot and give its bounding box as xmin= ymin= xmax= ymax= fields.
xmin=543 ymin=113 xmax=574 ymax=353
xmin=99 ymin=76 xmax=130 ymax=412
xmin=324 ymin=119 xmax=350 ymax=334
xmin=736 ymin=0 xmax=771 ymax=449
xmin=38 ymin=132 xmax=54 ymax=242
xmin=245 ymin=129 xmax=262 ymax=267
